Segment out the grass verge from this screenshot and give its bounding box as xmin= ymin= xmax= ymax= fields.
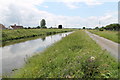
xmin=12 ymin=30 xmax=118 ymax=78
xmin=89 ymin=30 xmax=119 ymax=43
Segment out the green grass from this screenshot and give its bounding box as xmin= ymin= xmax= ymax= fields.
xmin=12 ymin=30 xmax=118 ymax=78
xmin=89 ymin=30 xmax=119 ymax=43
xmin=1 ymin=29 xmax=74 ymax=46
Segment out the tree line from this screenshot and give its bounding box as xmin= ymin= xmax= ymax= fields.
xmin=95 ymin=23 xmax=120 ymax=31
xmin=24 ymin=19 xmax=47 ymax=29
xmin=24 ymin=19 xmax=63 ymax=29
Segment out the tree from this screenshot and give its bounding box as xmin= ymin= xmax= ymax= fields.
xmin=83 ymin=27 xmax=85 ymax=29
xmin=36 ymin=26 xmax=40 ymax=29
xmin=104 ymin=24 xmax=120 ymax=31
xmin=95 ymin=27 xmax=99 ymax=29
xmin=99 ymin=28 xmax=104 ymax=31
xmin=40 ymin=19 xmax=47 ymax=28
xmin=28 ymin=27 xmax=31 ymax=29
xmin=58 ymin=25 xmax=62 ymax=29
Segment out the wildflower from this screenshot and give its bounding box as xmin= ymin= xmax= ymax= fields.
xmin=90 ymin=56 xmax=95 ymax=61
xmin=65 ymin=75 xmax=72 ymax=78
xmin=88 ymin=56 xmax=95 ymax=62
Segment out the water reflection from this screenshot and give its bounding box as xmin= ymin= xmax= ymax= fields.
xmin=1 ymin=32 xmax=72 ymax=75
xmin=41 ymin=37 xmax=46 ymax=41
xmin=59 ymin=33 xmax=62 ymax=36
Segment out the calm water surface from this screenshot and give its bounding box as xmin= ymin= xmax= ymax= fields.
xmin=1 ymin=32 xmax=72 ymax=75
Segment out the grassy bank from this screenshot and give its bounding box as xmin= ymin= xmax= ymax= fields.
xmin=89 ymin=30 xmax=119 ymax=43
xmin=12 ymin=30 xmax=118 ymax=78
xmin=1 ymin=29 xmax=74 ymax=46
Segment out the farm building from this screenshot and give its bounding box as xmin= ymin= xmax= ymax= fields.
xmin=10 ymin=24 xmax=23 ymax=29
xmin=0 ymin=24 xmax=6 ymax=30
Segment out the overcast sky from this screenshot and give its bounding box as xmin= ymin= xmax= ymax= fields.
xmin=0 ymin=0 xmax=118 ymax=28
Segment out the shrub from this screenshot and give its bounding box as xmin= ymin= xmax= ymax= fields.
xmin=99 ymin=28 xmax=104 ymax=31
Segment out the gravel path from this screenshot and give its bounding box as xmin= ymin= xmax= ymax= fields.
xmin=85 ymin=30 xmax=119 ymax=60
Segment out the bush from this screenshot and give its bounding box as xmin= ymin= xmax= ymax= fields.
xmin=99 ymin=28 xmax=104 ymax=31
xmin=41 ymin=26 xmax=47 ymax=29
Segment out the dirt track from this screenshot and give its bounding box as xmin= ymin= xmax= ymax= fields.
xmin=85 ymin=30 xmax=119 ymax=60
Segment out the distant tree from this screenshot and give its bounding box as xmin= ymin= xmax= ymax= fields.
xmin=95 ymin=27 xmax=99 ymax=29
xmin=28 ymin=27 xmax=31 ymax=29
xmin=37 ymin=26 xmax=40 ymax=29
xmin=40 ymin=19 xmax=47 ymax=28
xmin=83 ymin=27 xmax=85 ymax=29
xmin=104 ymin=24 xmax=120 ymax=31
xmin=32 ymin=27 xmax=35 ymax=29
xmin=50 ymin=27 xmax=52 ymax=29
xmin=99 ymin=28 xmax=104 ymax=31
xmin=24 ymin=27 xmax=27 ymax=29
xmin=58 ymin=25 xmax=62 ymax=29
xmin=102 ymin=26 xmax=104 ymax=28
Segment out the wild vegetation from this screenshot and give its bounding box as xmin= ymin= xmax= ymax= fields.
xmin=95 ymin=23 xmax=120 ymax=31
xmin=1 ymin=29 xmax=74 ymax=46
xmin=12 ymin=30 xmax=118 ymax=78
xmin=89 ymin=30 xmax=120 ymax=43
xmin=104 ymin=24 xmax=120 ymax=31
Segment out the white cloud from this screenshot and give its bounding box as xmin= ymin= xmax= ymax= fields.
xmin=85 ymin=0 xmax=103 ymax=5
xmin=65 ymin=3 xmax=79 ymax=9
xmin=54 ymin=0 xmax=118 ymax=3
xmin=61 ymin=0 xmax=103 ymax=8
xmin=43 ymin=6 xmax=49 ymax=8
xmin=53 ymin=0 xmax=118 ymax=9
xmin=0 ymin=0 xmax=46 ymax=27
xmin=0 ymin=0 xmax=118 ymax=28
xmin=46 ymin=14 xmax=117 ymax=28
xmin=61 ymin=0 xmax=103 ymax=9
xmin=86 ymin=13 xmax=117 ymax=27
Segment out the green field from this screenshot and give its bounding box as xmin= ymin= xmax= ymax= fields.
xmin=1 ymin=29 xmax=74 ymax=46
xmin=89 ymin=30 xmax=119 ymax=43
xmin=12 ymin=30 xmax=118 ymax=78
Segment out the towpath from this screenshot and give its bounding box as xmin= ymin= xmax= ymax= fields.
xmin=85 ymin=30 xmax=119 ymax=60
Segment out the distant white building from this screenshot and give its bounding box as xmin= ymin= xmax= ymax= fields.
xmin=9 ymin=24 xmax=23 ymax=29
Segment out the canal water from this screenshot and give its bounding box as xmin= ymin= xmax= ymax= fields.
xmin=1 ymin=32 xmax=72 ymax=76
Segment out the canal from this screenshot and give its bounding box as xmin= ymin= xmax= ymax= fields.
xmin=1 ymin=32 xmax=72 ymax=76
